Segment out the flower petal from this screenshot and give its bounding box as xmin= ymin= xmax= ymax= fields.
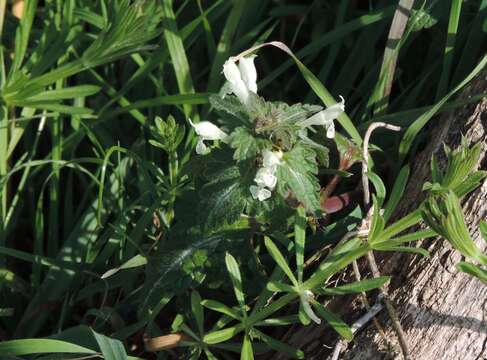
xmin=189 ymin=119 xmax=228 ymax=141
xmin=196 ymin=138 xmax=210 ymax=155
xmin=326 ymin=123 xmax=335 ymax=139
xmin=254 ymin=167 xmax=277 ymax=190
xmin=250 ymin=185 xmax=271 ymax=201
xmin=298 ymin=96 xmax=345 ymax=128
xmin=223 ymin=59 xmax=249 ymax=105
xmin=238 ymin=55 xmax=258 ymax=94
xmin=262 ymin=149 xmax=282 ymax=170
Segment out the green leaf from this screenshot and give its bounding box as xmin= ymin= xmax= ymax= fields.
xmin=191 ymin=291 xmax=204 ymax=336
xmin=101 ymin=254 xmax=147 ymax=279
xmin=422 ymin=191 xmax=484 ymax=262
xmin=457 ymin=261 xmax=487 ymax=284
xmin=383 ymin=165 xmax=410 ymax=222
xmin=264 ymin=237 xmax=298 ymax=287
xmin=276 ymin=144 xmax=320 ymax=214
xmin=229 ymin=127 xmax=268 ymax=161
xmin=225 ymin=253 xmax=247 ymax=314
xmin=257 ymin=41 xmax=362 ymax=144
xmin=142 ymin=229 xmax=250 ymax=315
xmin=368 ymin=196 xmax=385 ymax=244
xmin=198 ymin=158 xmax=250 ymax=231
xmin=372 ymin=244 xmax=430 ymax=257
xmin=0 ymin=339 xmax=96 ymax=356
xmin=210 ymin=94 xmax=252 ymax=129
xmin=266 ymin=281 xmax=295 ymax=293
xmin=311 ymin=302 xmax=352 ymax=340
xmin=366 ymin=172 xmax=386 ymax=207
xmin=398 ymin=53 xmax=487 ymax=164
xmin=25 ymin=85 xmax=101 ymax=101
xmin=241 ymin=335 xmax=254 ymax=360
xmin=304 ymin=238 xmax=369 ymax=290
xmin=201 ymin=299 xmax=241 ymax=320
xmin=480 ymin=221 xmax=487 ymax=243
xmin=295 ymin=207 xmax=306 ymax=283
xmin=253 ymin=329 xmax=304 ymax=359
xmin=319 ymin=276 xmax=390 ymax=295
xmin=92 ymin=330 xmax=128 ymax=360
xmin=161 ymin=0 xmax=197 ymax=118
xmin=203 ymin=324 xmax=245 ymax=345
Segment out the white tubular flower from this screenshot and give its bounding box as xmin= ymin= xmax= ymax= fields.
xmin=262 ymin=149 xmax=282 ymax=171
xmin=189 ymin=119 xmax=228 ymax=155
xmin=254 ymin=167 xmax=277 ymax=190
xmin=223 ymin=59 xmax=250 ymax=105
xmin=189 ymin=119 xmax=228 ymax=141
xmin=250 ymin=185 xmax=272 ymax=202
xmin=300 ymin=290 xmax=321 ymax=325
xmin=223 ymin=55 xmax=259 ymax=106
xmin=238 ymin=55 xmax=258 ymax=94
xmin=298 ymin=96 xmax=345 ymax=139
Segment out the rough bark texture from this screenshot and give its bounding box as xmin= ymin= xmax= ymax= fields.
xmin=273 ymin=72 xmax=487 ymax=360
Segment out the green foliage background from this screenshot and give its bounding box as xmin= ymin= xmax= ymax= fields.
xmin=0 ymin=0 xmax=486 ymax=359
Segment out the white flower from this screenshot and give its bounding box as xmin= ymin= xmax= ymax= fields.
xmin=222 ymin=55 xmax=258 ymax=106
xmin=196 ymin=139 xmax=210 ymax=155
xmin=189 ymin=119 xmax=228 ymax=155
xmin=250 ymin=185 xmax=271 ymax=201
xmin=298 ymin=96 xmax=345 ymax=138
xmin=189 ymin=119 xmax=228 ymax=141
xmin=300 ymin=290 xmax=321 ymax=325
xmin=262 ymin=149 xmax=282 ymax=171
xmin=250 ymin=149 xmax=281 ymax=201
xmin=238 ymin=55 xmax=258 ymax=93
xmin=254 ymin=167 xmax=277 ymax=190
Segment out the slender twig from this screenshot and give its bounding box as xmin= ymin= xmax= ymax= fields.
xmin=329 ymin=296 xmax=385 ymax=360
xmin=361 ymin=122 xmax=410 ymax=360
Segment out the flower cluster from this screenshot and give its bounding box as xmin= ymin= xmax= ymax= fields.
xmin=250 ymin=149 xmax=282 ymax=201
xmin=187 ymin=52 xmax=346 ymax=205
xmin=222 ymin=55 xmax=258 ymax=106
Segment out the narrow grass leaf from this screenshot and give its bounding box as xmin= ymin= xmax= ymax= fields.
xmin=225 ymin=252 xmax=246 ymax=314
xmin=264 ymin=237 xmax=298 ymax=287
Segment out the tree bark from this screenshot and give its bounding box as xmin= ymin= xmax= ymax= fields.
xmin=273 ymin=72 xmax=487 ymax=360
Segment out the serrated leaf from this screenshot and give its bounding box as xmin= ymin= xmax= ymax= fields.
xmin=276 ymin=144 xmax=320 ymax=214
xmin=210 ymin=94 xmax=251 ymax=129
xmin=199 ymin=161 xmax=250 ymax=230
xmin=229 ymin=127 xmax=268 ymax=161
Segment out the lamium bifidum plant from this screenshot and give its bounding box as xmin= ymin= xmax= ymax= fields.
xmin=139 ymin=44 xmax=487 ymax=359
